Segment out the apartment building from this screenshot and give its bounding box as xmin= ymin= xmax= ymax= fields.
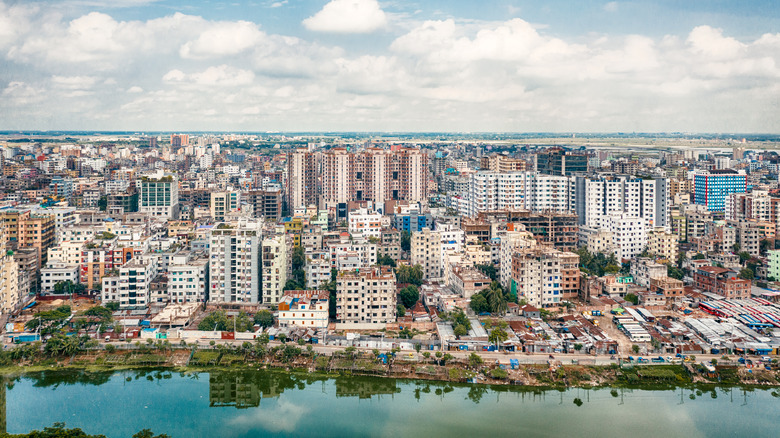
xmin=348 ymin=208 xmax=383 ymax=238
xmin=325 ymin=234 xmax=377 ymax=271
xmin=647 ymin=228 xmax=678 ymax=260
xmin=168 ymin=253 xmax=208 ymax=304
xmin=694 ymin=170 xmax=746 ymax=212
xmin=260 ymin=233 xmax=290 ymax=305
xmin=118 ymin=257 xmax=159 ymax=309
xmin=572 ymin=174 xmax=669 ymax=232
xmin=336 ymin=266 xmax=396 ymax=329
xmin=466 ymin=172 xmax=570 ymax=217
xmin=0 ymin=223 xmax=20 ymax=320
xmin=286 ymin=148 xmax=318 ymax=210
xmin=277 ymin=290 xmax=329 ymax=329
xmin=510 ymin=247 xmax=580 ymax=308
xmin=630 ymin=257 xmax=668 ymax=287
xmin=411 ymin=227 xmax=442 ymax=280
xmin=40 ymin=262 xmax=79 ymax=294
xmin=693 ymin=266 xmax=751 ymax=299
xmin=210 ymin=191 xmax=240 ymax=222
xmin=208 ymin=220 xmax=263 ymax=305
xmin=137 ymin=170 xmax=179 ymax=219
xmin=246 ymin=188 xmax=282 ymax=222
xmin=578 ymin=227 xmax=618 ymax=257
xmin=602 ymin=214 xmax=647 ymax=260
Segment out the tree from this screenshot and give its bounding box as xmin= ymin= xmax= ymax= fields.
xmin=395 ymin=264 xmax=423 ymax=286
xmin=396 ymin=304 xmax=406 ymax=317
xmin=377 ymin=254 xmax=396 ymax=267
xmin=488 ymin=328 xmax=508 ymax=347
xmin=667 ymin=264 xmax=684 ymax=280
xmin=738 ymin=251 xmax=752 ymax=264
xmin=254 ymin=310 xmax=275 ymax=328
xmin=732 ymin=243 xmax=741 ymax=253
xmin=468 ymin=352 xmax=484 ymax=369
xmin=625 ymin=293 xmax=639 ymax=305
xmin=574 ymin=343 xmax=583 ymax=351
xmin=104 ymin=301 xmax=120 ymax=311
xmin=400 ymin=231 xmax=411 ymax=252
xmin=760 ymin=239 xmax=772 ymax=256
xmin=399 ymin=285 xmax=420 ymax=309
xmin=631 ymin=344 xmax=640 ymax=354
xmin=453 ymin=324 xmax=468 ymax=339
xmin=53 ymin=280 xmax=86 ymax=295
xmin=738 ymin=268 xmax=755 ymax=280
xmin=475 ymin=264 xmax=497 ymax=282
xmin=469 ymin=294 xmax=490 ymax=314
xmin=480 ymin=281 xmax=507 ymax=315
xmin=676 ymin=251 xmax=687 ymax=269
xmin=693 ymin=253 xmax=707 ymax=260
xmin=291 ymin=246 xmax=305 ymax=271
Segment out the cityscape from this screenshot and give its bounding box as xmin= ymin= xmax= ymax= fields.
xmin=1 ymin=1 xmax=780 ymax=437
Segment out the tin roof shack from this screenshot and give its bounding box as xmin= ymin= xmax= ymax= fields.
xmin=694 ymin=266 xmax=752 ymax=299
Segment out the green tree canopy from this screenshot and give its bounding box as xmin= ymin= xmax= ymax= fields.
xmin=399 ymin=285 xmax=420 ymax=309
xmin=254 ymin=310 xmax=275 ymax=328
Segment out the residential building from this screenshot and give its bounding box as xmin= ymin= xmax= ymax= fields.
xmin=480 ymin=154 xmax=529 ymax=172
xmin=168 ymin=253 xmax=208 ymax=303
xmin=305 ymin=257 xmax=331 ymax=289
xmin=510 ymin=247 xmax=580 ymax=308
xmin=246 ymin=189 xmax=282 ymax=222
xmin=603 ymin=214 xmax=647 ymax=260
xmin=326 ymin=234 xmax=377 ymax=271
xmin=210 ymin=191 xmax=240 ymax=222
xmin=449 ymin=265 xmax=491 ymax=300
xmin=693 ymin=266 xmax=751 ymax=299
xmin=649 ymin=277 xmax=685 ymax=301
xmin=138 ymin=170 xmax=179 ymax=219
xmin=260 ymin=233 xmax=290 ymax=305
xmin=573 ymin=174 xmax=669 ymax=232
xmin=578 ymin=227 xmax=617 ymax=256
xmin=647 ymin=228 xmax=678 ymax=260
xmin=411 ymin=227 xmax=442 ymax=280
xmin=694 ymin=170 xmax=746 ymax=212
xmin=630 ymin=257 xmax=668 ymax=287
xmin=277 ymin=290 xmax=329 ymax=329
xmin=348 ymin=208 xmax=383 ymax=238
xmin=0 ymin=223 xmax=20 ymax=320
xmin=40 ymin=262 xmax=79 ymax=294
xmin=286 ymin=148 xmax=318 ymax=210
xmin=118 ymin=257 xmax=159 ymax=309
xmin=101 ymin=276 xmax=120 ymax=303
xmin=208 ymin=220 xmax=263 ymax=305
xmin=336 ymin=266 xmax=396 ymax=329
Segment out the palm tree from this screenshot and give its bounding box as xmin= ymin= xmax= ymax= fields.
xmin=482 ymin=282 xmax=507 ymax=315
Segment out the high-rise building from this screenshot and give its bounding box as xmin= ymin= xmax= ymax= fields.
xmin=170 ymin=134 xmax=189 ymax=148
xmin=260 ymin=232 xmax=290 ymax=305
xmin=534 ymin=147 xmax=588 ymax=176
xmin=336 ymin=266 xmax=396 ymax=328
xmin=602 ymin=214 xmax=647 ymax=260
xmin=208 ymin=220 xmax=263 ymax=305
xmin=464 ymin=171 xmax=570 ymax=217
xmin=694 ymin=170 xmax=747 ymax=212
xmin=0 ymin=222 xmax=20 ymax=321
xmin=137 ymin=170 xmax=179 ymax=219
xmin=319 ymin=147 xmax=429 ymax=208
xmin=246 ymin=189 xmax=282 ymax=222
xmin=572 ymin=175 xmax=669 ymax=232
xmin=168 ymin=253 xmax=208 ymax=303
xmin=510 ymin=247 xmax=580 ymax=308
xmin=118 ymin=257 xmax=159 ymax=309
xmin=286 ymin=148 xmax=318 ymax=210
xmin=647 ymin=228 xmax=679 ymax=260
xmin=411 ymin=227 xmax=442 ymax=280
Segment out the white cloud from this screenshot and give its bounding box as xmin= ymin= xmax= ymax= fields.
xmin=51 ymin=75 xmax=99 ymax=89
xmin=127 ymin=86 xmax=143 ymax=93
xmin=180 ymin=20 xmax=266 ymax=59
xmin=603 ymin=2 xmax=619 ymax=13
xmin=270 ymin=1 xmax=288 ymax=8
xmin=303 ymin=0 xmax=387 ymax=33
xmin=164 ymin=65 xmax=255 ymax=86
xmin=229 ymin=400 xmax=308 ymax=433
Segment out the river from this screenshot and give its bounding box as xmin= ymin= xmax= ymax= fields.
xmin=1 ymin=370 xmax=778 ymax=437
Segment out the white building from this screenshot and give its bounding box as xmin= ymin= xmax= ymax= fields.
xmin=573 ymin=175 xmax=669 ymax=232
xmin=118 ymin=257 xmax=159 ymax=309
xmin=40 ymin=262 xmax=80 ymax=294
xmin=208 ymin=220 xmax=263 ymax=305
xmin=336 ymin=266 xmax=396 ymax=329
xmin=631 ymin=257 xmax=668 ymax=287
xmin=305 ymin=257 xmax=331 ymax=289
xmin=326 ymin=235 xmax=377 ymax=270
xmin=277 ymin=290 xmax=329 ymax=329
xmin=603 ymin=214 xmax=648 ymax=260
xmin=467 ymin=171 xmax=571 ymax=217
xmin=167 ymin=253 xmax=208 ymax=303
xmin=137 ymin=170 xmax=179 ymax=219
xmin=348 ymin=208 xmax=383 ymax=238
xmin=411 ymin=227 xmax=442 ymax=280
xmin=261 ymin=232 xmax=290 ymax=305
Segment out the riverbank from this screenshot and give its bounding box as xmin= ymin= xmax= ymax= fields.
xmin=2 ymin=345 xmax=779 ymax=389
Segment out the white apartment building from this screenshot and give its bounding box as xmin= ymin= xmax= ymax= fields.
xmin=305 ymin=257 xmax=331 ymax=289
xmin=336 ymin=266 xmax=397 ymax=329
xmin=101 ymin=276 xmax=120 ymax=303
xmin=208 ymin=220 xmax=263 ymax=305
xmin=326 ymin=236 xmax=377 ymax=270
xmin=118 ymin=257 xmax=159 ymax=309
xmin=105 ymin=179 xmax=130 ymax=195
xmin=137 ymin=170 xmax=179 ymax=219
xmin=573 ymin=175 xmax=669 ymax=232
xmin=1 ymin=224 xmax=20 ymax=319
xmin=577 ymin=227 xmax=618 ymax=257
xmin=438 ymin=224 xmax=466 ymax=253
xmin=277 ymin=290 xmax=329 ymax=329
xmin=603 ymin=214 xmax=648 ymax=260
xmin=511 ymin=248 xmax=569 ymax=308
xmin=168 ymin=253 xmax=208 ymax=303
xmin=467 ymin=171 xmax=571 ymax=217
xmin=40 ymin=262 xmax=80 ymax=294
xmin=261 ymin=233 xmax=289 ymax=305
xmin=348 ymin=208 xmax=383 ymax=238
xmin=647 ymin=228 xmax=678 ymax=260
xmin=498 ymin=229 xmax=537 ymax=289
xmin=48 ymin=241 xmax=85 ymax=265
xmin=631 ymin=257 xmax=668 ymax=287
xmin=411 ymin=227 xmax=442 ymax=280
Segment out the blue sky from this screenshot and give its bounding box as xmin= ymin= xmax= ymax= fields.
xmin=1 ymin=0 xmax=779 ymax=132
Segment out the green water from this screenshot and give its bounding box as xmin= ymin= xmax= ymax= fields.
xmin=1 ymin=370 xmax=779 ymax=437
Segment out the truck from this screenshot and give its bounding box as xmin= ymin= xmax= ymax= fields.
xmin=651 ymin=357 xmax=665 ymax=363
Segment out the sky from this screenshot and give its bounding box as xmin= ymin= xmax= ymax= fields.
xmin=0 ymin=0 xmax=779 ymax=133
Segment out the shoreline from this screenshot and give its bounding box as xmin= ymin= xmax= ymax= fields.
xmin=2 ymin=349 xmax=779 ymax=390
